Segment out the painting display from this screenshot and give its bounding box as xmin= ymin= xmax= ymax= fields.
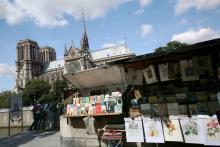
xmin=124 ymin=117 xmax=144 ymax=142
xmin=199 ymin=115 xmax=220 ymax=146
xmin=180 ymin=59 xmax=199 ymax=81
xmin=162 ymin=118 xmax=183 ymax=142
xmin=158 ymin=63 xmax=171 ymax=81
xmin=179 ymin=116 xmax=202 ymax=144
xmin=143 ymin=117 xmax=164 ymax=143
xmin=127 ymin=69 xmax=143 ymax=85
xmin=143 ymin=65 xmax=158 ymax=84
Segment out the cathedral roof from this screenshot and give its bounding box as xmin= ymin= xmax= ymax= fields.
xmin=43 ymin=59 xmax=64 ymax=72
xmin=91 ymin=44 xmax=134 ymax=61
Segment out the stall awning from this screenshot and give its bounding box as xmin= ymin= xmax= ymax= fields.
xmin=63 ymin=65 xmax=126 ymax=89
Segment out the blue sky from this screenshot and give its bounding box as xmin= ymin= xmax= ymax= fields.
xmin=0 ymin=0 xmax=220 ymax=92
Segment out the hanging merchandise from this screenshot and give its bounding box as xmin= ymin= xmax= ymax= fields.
xmin=180 ymin=59 xmax=199 ymax=81
xmin=179 ymin=116 xmax=202 ymax=144
xmin=158 ymin=63 xmax=171 ymax=81
xmin=143 ymin=65 xmax=158 ymax=84
xmin=124 ymin=117 xmax=144 ymax=142
xmin=143 ymin=116 xmax=165 ymax=143
xmin=199 ymin=115 xmax=220 ymax=146
xmin=188 ymin=104 xmax=198 ymax=116
xmin=168 ymin=61 xmax=181 ymax=79
xmin=192 ymin=55 xmax=213 ymax=76
xmin=162 ymin=117 xmax=183 ymax=142
xmin=127 ymin=69 xmax=143 ymax=85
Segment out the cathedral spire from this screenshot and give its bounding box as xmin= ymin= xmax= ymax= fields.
xmin=64 ymin=43 xmax=67 ymax=55
xmin=80 ymin=11 xmax=89 ymax=50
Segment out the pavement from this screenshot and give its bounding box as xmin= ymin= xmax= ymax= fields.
xmin=0 ymin=130 xmax=60 ymax=147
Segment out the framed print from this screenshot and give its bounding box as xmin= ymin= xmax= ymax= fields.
xmin=127 ymin=69 xmax=143 ymax=85
xmin=158 ymin=63 xmax=171 ymax=81
xmin=143 ymin=65 xmax=158 ymax=84
xmin=168 ymin=61 xmax=181 ymax=79
xmin=143 ymin=117 xmax=164 ymax=143
xmin=180 ymin=59 xmax=199 ymax=81
xmin=192 ymin=55 xmax=213 ymax=76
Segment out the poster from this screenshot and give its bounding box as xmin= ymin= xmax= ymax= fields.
xmin=162 ymin=118 xmax=183 ymax=142
xmin=143 ymin=65 xmax=158 ymax=84
xmin=124 ymin=117 xmax=144 ymax=142
xmin=168 ymin=62 xmax=181 ymax=79
xmin=158 ymin=63 xmax=171 ymax=81
xmin=143 ymin=117 xmax=164 ymax=143
xmin=192 ymin=55 xmax=213 ymax=76
xmin=179 ymin=116 xmax=202 ymax=144
xmin=127 ymin=69 xmax=143 ymax=85
xmin=10 ymin=96 xmax=22 ymax=122
xmin=199 ymin=115 xmax=220 ymax=146
xmin=180 ymin=59 xmax=199 ymax=81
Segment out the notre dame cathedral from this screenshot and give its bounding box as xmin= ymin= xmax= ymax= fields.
xmin=15 ymin=16 xmax=135 ymax=91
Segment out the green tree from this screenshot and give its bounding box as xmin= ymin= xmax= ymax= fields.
xmin=155 ymin=41 xmax=188 ymax=53
xmin=22 ymin=78 xmax=51 ymax=105
xmin=0 ymin=91 xmax=19 ymax=108
xmin=51 ymin=79 xmax=67 ymax=102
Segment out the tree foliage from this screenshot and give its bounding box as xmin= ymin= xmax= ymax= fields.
xmin=155 ymin=41 xmax=188 ymax=53
xmin=0 ymin=91 xmax=18 ymax=108
xmin=22 ymin=78 xmax=67 ymax=105
xmin=22 ymin=78 xmax=51 ymax=105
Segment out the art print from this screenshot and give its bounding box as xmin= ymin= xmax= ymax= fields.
xmin=168 ymin=62 xmax=181 ymax=79
xmin=143 ymin=117 xmax=164 ymax=143
xmin=199 ymin=115 xmax=220 ymax=146
xmin=127 ymin=69 xmax=143 ymax=85
xmin=180 ymin=59 xmax=199 ymax=81
xmin=180 ymin=117 xmax=201 ymax=144
xmin=143 ymin=65 xmax=158 ymax=84
xmin=162 ymin=118 xmax=183 ymax=142
xmin=158 ymin=63 xmax=171 ymax=81
xmin=124 ymin=117 xmax=144 ymax=142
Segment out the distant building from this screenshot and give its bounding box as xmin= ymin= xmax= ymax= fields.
xmin=15 ymin=16 xmax=135 ymax=91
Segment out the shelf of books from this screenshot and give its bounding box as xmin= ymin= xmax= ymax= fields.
xmin=65 ymin=91 xmax=123 ymax=118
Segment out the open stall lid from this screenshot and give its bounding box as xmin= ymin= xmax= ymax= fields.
xmin=63 ymin=65 xmax=126 ymax=89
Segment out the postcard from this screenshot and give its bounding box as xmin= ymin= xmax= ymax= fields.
xmin=143 ymin=117 xmax=164 ymax=143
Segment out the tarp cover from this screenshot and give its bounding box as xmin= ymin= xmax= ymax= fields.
xmin=63 ymin=65 xmax=126 ymax=89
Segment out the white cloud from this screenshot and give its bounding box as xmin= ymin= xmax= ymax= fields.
xmin=102 ymin=40 xmax=125 ymax=48
xmin=171 ymin=27 xmax=220 ymax=44
xmin=0 ymin=63 xmax=16 ymax=77
xmin=140 ymin=0 xmax=152 ymax=7
xmin=134 ymin=0 xmax=152 ymax=15
xmin=140 ymin=24 xmax=153 ymax=37
xmin=175 ymin=0 xmax=220 ymax=15
xmin=0 ymin=0 xmax=130 ymax=27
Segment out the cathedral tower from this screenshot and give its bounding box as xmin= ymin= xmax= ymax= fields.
xmin=40 ymin=46 xmax=56 ymax=63
xmin=16 ymin=39 xmax=41 ymax=90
